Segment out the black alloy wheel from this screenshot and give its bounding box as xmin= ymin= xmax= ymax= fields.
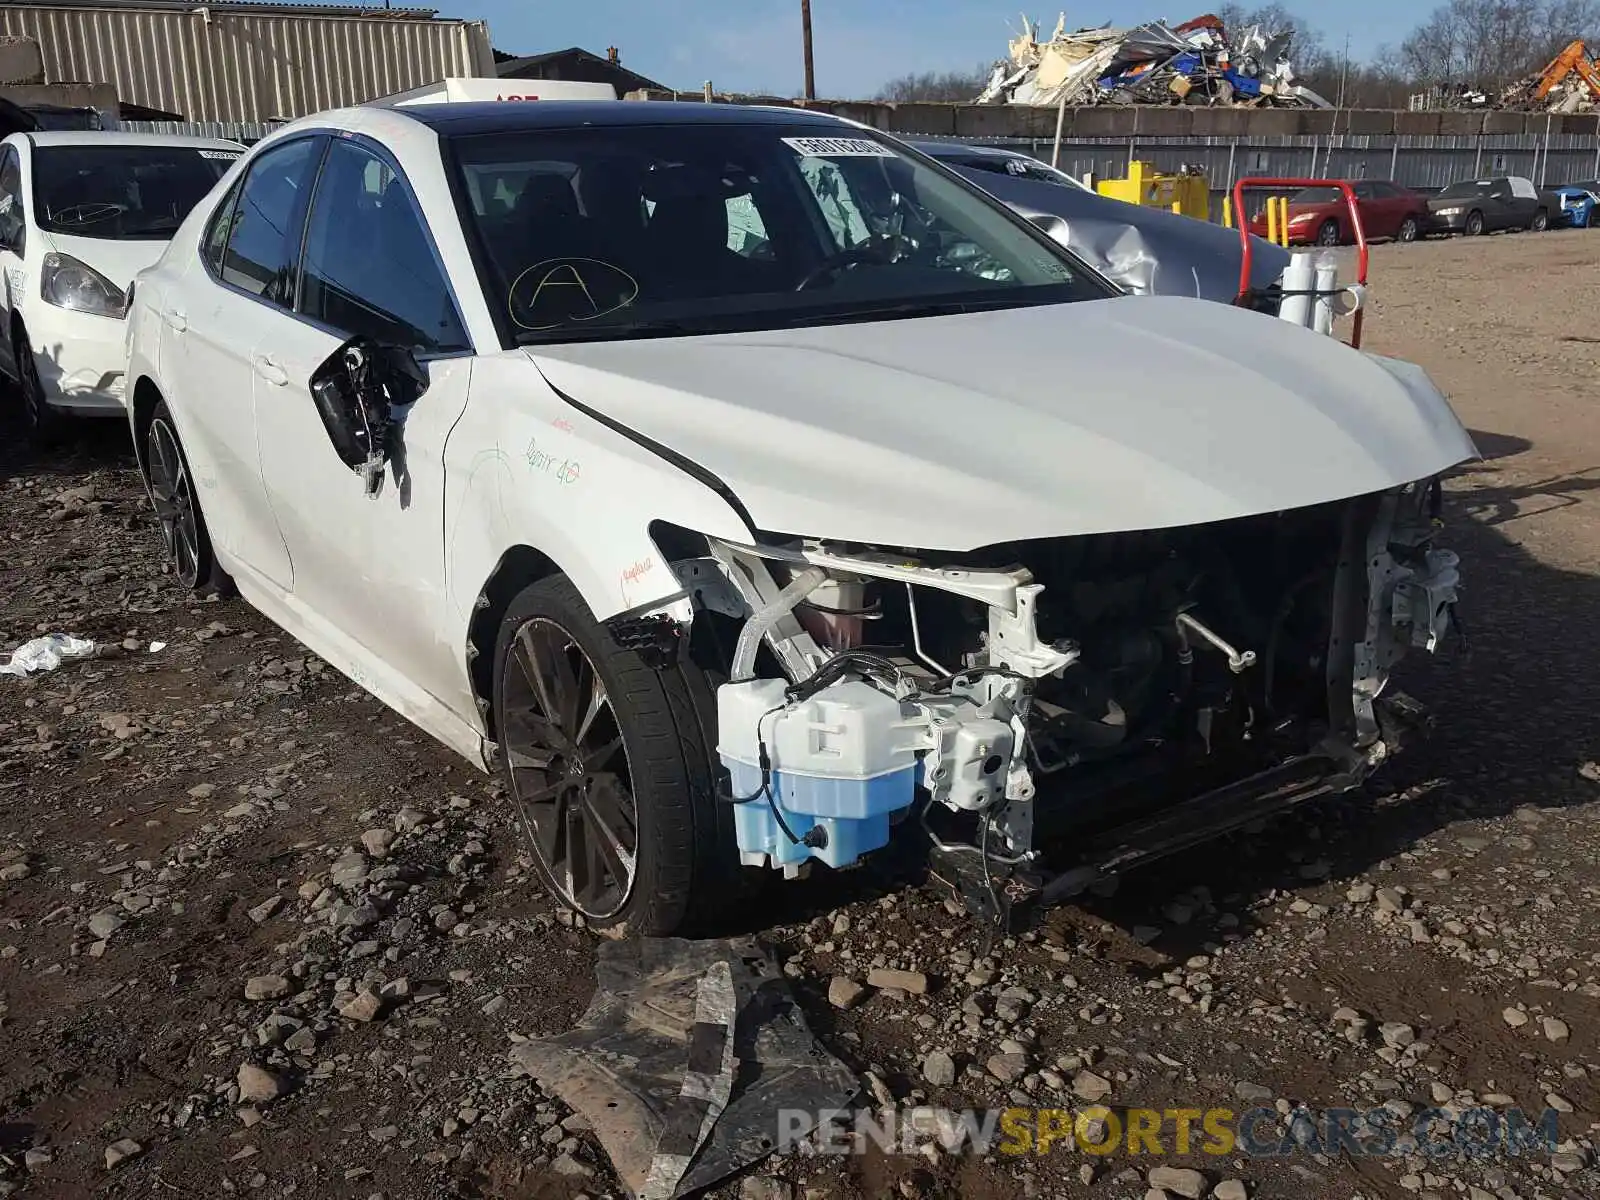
xmin=501 ymin=615 xmax=640 ymax=922
xmin=145 ymin=413 xmax=203 ymax=589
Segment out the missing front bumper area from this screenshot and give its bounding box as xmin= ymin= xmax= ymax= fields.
xmin=927 ymin=691 xmax=1433 ymax=933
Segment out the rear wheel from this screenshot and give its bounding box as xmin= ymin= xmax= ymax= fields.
xmin=1397 ymin=215 xmax=1420 ymax=243
xmin=1530 ymin=207 xmax=1549 ymax=231
xmin=140 ymin=400 xmax=229 ymax=594
xmin=493 ymin=574 xmax=740 ymax=937
xmin=1316 ymin=220 xmax=1341 ymax=246
xmin=1465 ymin=209 xmax=1485 ymax=236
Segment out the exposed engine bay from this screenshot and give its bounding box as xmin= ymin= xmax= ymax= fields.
xmin=654 ymin=480 xmax=1460 ymax=922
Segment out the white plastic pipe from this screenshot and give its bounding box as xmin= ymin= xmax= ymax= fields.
xmin=1313 ymin=254 xmax=1339 ymax=336
xmin=731 ymin=566 xmax=827 ymax=681
xmin=1277 ymin=252 xmax=1315 ymax=329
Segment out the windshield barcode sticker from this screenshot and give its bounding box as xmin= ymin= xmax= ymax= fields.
xmin=198 ymin=150 xmax=242 ymax=160
xmin=782 ymin=136 xmax=897 ymax=158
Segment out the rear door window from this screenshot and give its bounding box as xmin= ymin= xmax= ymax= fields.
xmin=201 ymin=181 xmax=242 ymax=275
xmin=219 ymin=136 xmax=323 ymax=307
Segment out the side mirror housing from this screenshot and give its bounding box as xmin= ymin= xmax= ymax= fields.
xmin=309 ymin=336 xmax=428 ymax=497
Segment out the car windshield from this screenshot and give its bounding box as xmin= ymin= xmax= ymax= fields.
xmin=451 ymin=123 xmax=1115 ymax=345
xmin=1289 ymin=187 xmax=1341 ymax=204
xmin=1437 ymin=181 xmax=1493 ymax=199
xmin=31 ymin=144 xmax=240 ymax=239
xmin=979 ymin=154 xmax=1090 ymax=190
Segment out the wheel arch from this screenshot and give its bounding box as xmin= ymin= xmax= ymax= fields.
xmin=463 ymin=522 xmax=729 ymax=750
xmin=465 ymin=543 xmax=566 ymax=745
xmin=129 ymin=374 xmax=164 ymax=477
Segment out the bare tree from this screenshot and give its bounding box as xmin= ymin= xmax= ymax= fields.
xmin=877 ymin=67 xmax=992 ymax=103
xmin=1399 ymin=0 xmax=1600 ymax=88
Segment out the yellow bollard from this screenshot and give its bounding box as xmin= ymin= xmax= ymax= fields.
xmin=1275 ymin=197 xmax=1290 ymax=246
xmin=1222 ymin=196 xmax=1233 ymax=228
xmin=1266 ymin=198 xmax=1278 ymax=245
xmin=1171 ymin=201 xmax=1182 ymax=214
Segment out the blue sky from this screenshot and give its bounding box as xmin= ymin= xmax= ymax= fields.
xmin=438 ymin=2 xmax=1412 ymax=99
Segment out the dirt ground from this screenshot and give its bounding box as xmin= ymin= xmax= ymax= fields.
xmin=3 ymin=228 xmax=1600 ymax=1200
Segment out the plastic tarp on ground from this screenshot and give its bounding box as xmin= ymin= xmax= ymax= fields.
xmin=509 ymin=937 xmax=858 ymax=1199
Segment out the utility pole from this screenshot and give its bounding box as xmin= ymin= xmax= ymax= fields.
xmin=801 ymin=0 xmax=816 ymax=100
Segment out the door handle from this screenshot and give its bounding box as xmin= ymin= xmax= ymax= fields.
xmin=162 ymin=308 xmax=187 ymax=332
xmin=252 ymin=354 xmax=289 ymax=387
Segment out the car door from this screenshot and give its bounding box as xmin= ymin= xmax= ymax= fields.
xmin=1350 ymin=181 xmax=1387 ymax=238
xmin=161 ymin=134 xmax=324 ymax=591
xmin=252 ymin=135 xmax=477 ymax=716
xmin=1488 ymin=178 xmax=1518 ymax=229
xmin=1373 ymin=182 xmax=1408 ymax=235
xmin=0 ymin=143 xmax=26 ymax=380
xmin=1505 ymin=177 xmax=1532 ymax=227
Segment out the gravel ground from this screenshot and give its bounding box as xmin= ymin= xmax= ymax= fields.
xmin=3 ymin=228 xmax=1599 ymax=1200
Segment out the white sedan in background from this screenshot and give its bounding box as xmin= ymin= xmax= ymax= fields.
xmin=0 ymin=130 xmax=243 ymax=441
xmin=125 ymin=101 xmax=1471 ymax=938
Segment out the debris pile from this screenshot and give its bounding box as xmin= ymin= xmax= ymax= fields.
xmin=1499 ymin=40 xmax=1600 ymax=112
xmin=978 ymin=11 xmax=1332 ymax=109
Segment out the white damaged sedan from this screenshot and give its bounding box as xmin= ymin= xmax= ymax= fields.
xmin=125 ymin=100 xmax=1475 ymax=935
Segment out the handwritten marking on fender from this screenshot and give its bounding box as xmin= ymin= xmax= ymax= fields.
xmin=619 ymin=557 xmax=656 ymax=605
xmin=551 ymin=416 xmax=575 ymax=433
xmin=524 ymin=436 xmax=581 ymax=485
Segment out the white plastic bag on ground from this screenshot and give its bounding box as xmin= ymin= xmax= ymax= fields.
xmin=0 ymin=634 xmax=96 ymax=677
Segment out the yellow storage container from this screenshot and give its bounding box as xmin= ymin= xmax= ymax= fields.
xmin=1095 ymin=161 xmax=1210 ymax=220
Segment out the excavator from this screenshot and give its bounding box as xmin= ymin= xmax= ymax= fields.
xmin=1507 ymin=39 xmax=1600 ymax=110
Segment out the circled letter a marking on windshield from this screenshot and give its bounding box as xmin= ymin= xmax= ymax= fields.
xmin=527 ymin=263 xmax=600 ymax=318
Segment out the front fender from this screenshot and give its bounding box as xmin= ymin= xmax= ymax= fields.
xmin=444 ymin=351 xmax=754 ymax=641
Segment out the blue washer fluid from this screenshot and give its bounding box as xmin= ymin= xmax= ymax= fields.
xmin=717 ymin=678 xmax=922 ymax=872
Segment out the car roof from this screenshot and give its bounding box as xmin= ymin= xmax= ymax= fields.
xmin=21 ymin=131 xmax=244 ymax=151
xmin=396 ymin=100 xmax=859 ymax=137
xmin=906 ymin=140 xmax=1021 ymax=159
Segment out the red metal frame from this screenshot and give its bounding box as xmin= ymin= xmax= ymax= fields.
xmin=1231 ymin=176 xmax=1370 ymax=349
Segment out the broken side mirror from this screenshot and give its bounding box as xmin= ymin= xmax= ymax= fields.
xmin=308 ymin=335 xmax=429 ymax=499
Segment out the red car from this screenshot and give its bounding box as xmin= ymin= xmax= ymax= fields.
xmin=1249 ymin=180 xmax=1431 ymax=246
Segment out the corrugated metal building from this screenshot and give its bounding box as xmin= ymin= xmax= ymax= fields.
xmin=0 ymin=0 xmax=495 ymax=123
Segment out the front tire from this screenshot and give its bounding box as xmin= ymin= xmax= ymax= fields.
xmin=1316 ymin=220 xmax=1341 ymax=246
xmin=13 ymin=324 xmax=63 ymax=447
xmin=1465 ymin=210 xmax=1485 ymax=236
xmin=140 ymin=399 xmax=228 ymax=594
xmin=492 ymin=575 xmax=732 ymax=937
xmin=1397 ymin=216 xmax=1420 ymax=243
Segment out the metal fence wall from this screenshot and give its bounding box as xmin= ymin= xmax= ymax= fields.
xmin=0 ymin=4 xmax=495 ymax=123
xmin=912 ymin=131 xmax=1600 ymax=219
xmin=121 ymin=119 xmax=275 ymax=142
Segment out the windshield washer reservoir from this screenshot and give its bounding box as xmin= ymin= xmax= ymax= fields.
xmin=718 ymin=678 xmax=921 ymax=871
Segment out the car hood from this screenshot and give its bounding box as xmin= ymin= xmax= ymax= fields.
xmin=528 ymin=295 xmax=1478 ymax=551
xmin=43 ymin=231 xmax=170 ymax=291
xmin=950 ymin=167 xmax=1289 ymax=301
